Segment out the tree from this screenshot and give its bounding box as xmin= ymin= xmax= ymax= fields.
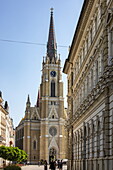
xmin=0 ymin=146 xmax=27 ymax=163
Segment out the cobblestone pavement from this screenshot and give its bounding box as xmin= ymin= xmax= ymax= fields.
xmin=21 ymin=165 xmax=67 ymax=170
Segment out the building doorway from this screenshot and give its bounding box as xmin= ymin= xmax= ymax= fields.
xmin=49 ymin=148 xmax=57 ymax=163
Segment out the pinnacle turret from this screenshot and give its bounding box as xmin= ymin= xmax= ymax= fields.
xmin=26 ymin=95 xmax=31 ymax=107
xmin=47 ymin=8 xmax=57 ymax=63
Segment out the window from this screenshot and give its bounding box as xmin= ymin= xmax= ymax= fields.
xmin=52 ymin=115 xmax=54 ymax=119
xmin=96 ymin=60 xmax=99 ymax=83
xmin=83 ymin=47 xmax=85 ymax=59
xmin=86 ymin=38 xmax=89 ymax=53
xmin=91 ymin=69 xmax=94 ymax=89
xmin=33 ymin=140 xmax=36 ymax=150
xmin=111 ymin=31 xmax=113 ymax=60
xmin=51 ymin=101 xmax=56 ymax=105
xmin=87 ymin=76 xmax=89 ymax=94
xmin=92 ymin=124 xmax=95 ymax=157
xmin=95 ymin=16 xmax=97 ymax=33
xmin=84 ymin=126 xmax=86 ymax=159
xmin=97 ymin=120 xmax=100 ymax=157
xmin=80 ymin=55 xmax=82 ymax=67
xmin=71 ymin=72 xmax=73 ymax=86
xmin=88 ymin=127 xmax=90 ymax=158
xmin=51 ymin=80 xmax=55 ymax=97
xmin=49 ymin=127 xmax=57 ymax=136
xmin=90 ymin=28 xmax=93 ymax=44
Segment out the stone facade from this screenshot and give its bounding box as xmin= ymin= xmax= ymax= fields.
xmin=15 ymin=9 xmax=67 ymax=164
xmin=63 ymin=0 xmax=113 ymax=170
xmin=0 ymin=91 xmax=14 ymax=166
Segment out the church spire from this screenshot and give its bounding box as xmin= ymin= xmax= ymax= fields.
xmin=47 ymin=8 xmax=57 ymax=62
xmin=26 ymin=94 xmax=31 ymax=107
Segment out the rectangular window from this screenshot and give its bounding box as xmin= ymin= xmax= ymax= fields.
xmin=87 ymin=76 xmax=89 ymax=94
xmin=90 ymin=28 xmax=93 ymax=44
xmin=95 ymin=16 xmax=97 ymax=33
xmin=83 ymin=47 xmax=85 ymax=59
xmin=86 ymin=38 xmax=89 ymax=53
xmin=96 ymin=60 xmax=99 ymax=83
xmin=91 ymin=69 xmax=93 ymax=89
xmin=111 ymin=31 xmax=113 ymax=57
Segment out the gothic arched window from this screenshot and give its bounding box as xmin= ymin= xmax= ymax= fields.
xmin=33 ymin=140 xmax=36 ymax=150
xmin=51 ymin=80 xmax=55 ymax=97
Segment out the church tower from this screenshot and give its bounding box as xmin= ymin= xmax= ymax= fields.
xmin=39 ymin=8 xmax=66 ymax=161
xmin=15 ymin=9 xmax=66 ymax=164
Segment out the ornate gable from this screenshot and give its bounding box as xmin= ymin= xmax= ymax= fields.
xmin=31 ymin=107 xmax=40 ymax=120
xmin=48 ymin=105 xmax=58 ymax=119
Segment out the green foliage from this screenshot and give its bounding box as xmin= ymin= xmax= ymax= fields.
xmin=0 ymin=146 xmax=27 ymax=163
xmin=4 ymin=165 xmax=21 ymax=170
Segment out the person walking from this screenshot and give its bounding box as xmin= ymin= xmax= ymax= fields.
xmin=57 ymin=160 xmax=60 ymax=169
xmin=44 ymin=160 xmax=48 ymax=170
xmin=59 ymin=160 xmax=63 ymax=170
xmin=49 ymin=160 xmax=56 ymax=170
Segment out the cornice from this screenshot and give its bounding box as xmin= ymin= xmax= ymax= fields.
xmin=63 ymin=59 xmax=72 ymax=74
xmin=68 ymin=0 xmax=94 ymax=63
xmin=0 ymin=105 xmax=8 ymax=115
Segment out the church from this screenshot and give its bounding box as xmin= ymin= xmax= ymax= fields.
xmin=15 ymin=9 xmax=67 ymax=164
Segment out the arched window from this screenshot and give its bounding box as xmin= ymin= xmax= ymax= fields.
xmin=51 ymin=80 xmax=55 ymax=97
xmin=33 ymin=140 xmax=36 ymax=150
xmin=52 ymin=115 xmax=54 ymax=119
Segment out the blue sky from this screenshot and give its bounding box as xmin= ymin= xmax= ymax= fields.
xmin=0 ymin=0 xmax=84 ymax=127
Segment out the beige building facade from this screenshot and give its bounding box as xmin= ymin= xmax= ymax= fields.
xmin=15 ymin=9 xmax=67 ymax=164
xmin=63 ymin=0 xmax=113 ymax=170
xmin=0 ymin=91 xmax=14 ymax=166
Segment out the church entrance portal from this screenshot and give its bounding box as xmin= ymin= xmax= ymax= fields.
xmin=49 ymin=148 xmax=57 ymax=163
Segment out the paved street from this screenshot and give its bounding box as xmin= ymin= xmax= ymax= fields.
xmin=21 ymin=165 xmax=67 ymax=170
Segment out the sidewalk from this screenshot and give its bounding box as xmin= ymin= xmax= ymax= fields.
xmin=0 ymin=165 xmax=67 ymax=170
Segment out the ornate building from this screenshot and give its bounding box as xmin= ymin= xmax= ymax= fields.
xmin=0 ymin=91 xmax=14 ymax=166
xmin=15 ymin=9 xmax=67 ymax=164
xmin=63 ymin=0 xmax=113 ymax=170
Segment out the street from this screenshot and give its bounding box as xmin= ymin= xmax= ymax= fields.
xmin=21 ymin=165 xmax=67 ymax=170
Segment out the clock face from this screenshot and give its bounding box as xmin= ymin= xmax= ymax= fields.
xmin=50 ymin=71 xmax=56 ymax=77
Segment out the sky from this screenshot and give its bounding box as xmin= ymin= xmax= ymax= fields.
xmin=0 ymin=0 xmax=84 ymax=127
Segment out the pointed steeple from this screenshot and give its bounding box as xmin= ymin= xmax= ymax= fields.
xmin=26 ymin=94 xmax=31 ymax=107
xmin=47 ymin=8 xmax=57 ymax=62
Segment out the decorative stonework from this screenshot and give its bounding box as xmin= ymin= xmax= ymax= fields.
xmin=63 ymin=0 xmax=113 ymax=170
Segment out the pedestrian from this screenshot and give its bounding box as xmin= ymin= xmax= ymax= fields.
xmin=44 ymin=160 xmax=48 ymax=170
xmin=49 ymin=160 xmax=56 ymax=170
xmin=57 ymin=160 xmax=60 ymax=169
xmin=38 ymin=161 xmax=41 ymax=166
xmin=59 ymin=160 xmax=63 ymax=170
